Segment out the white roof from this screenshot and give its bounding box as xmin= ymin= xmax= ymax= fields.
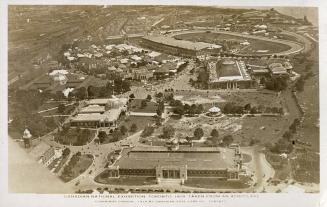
xmin=148 ymin=51 xmax=161 ymax=58
xmin=62 ymin=88 xmax=74 ymax=98
xmin=23 ymin=129 xmax=32 ymax=139
xmin=49 ymin=70 xmax=68 ymax=76
xmin=209 ymin=106 xmax=221 ymax=113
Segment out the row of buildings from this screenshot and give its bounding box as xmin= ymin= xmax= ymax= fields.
xmin=207 ymin=58 xmax=293 ymax=90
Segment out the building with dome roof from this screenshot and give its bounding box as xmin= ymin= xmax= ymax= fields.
xmin=208 ymin=106 xmax=222 ymax=116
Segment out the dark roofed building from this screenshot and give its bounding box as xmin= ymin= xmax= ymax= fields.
xmin=105 ymin=146 xmax=242 ymax=183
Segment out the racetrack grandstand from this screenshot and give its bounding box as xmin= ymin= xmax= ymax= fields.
xmin=140 ymin=35 xmax=222 ymax=57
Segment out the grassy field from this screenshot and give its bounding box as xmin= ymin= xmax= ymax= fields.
xmin=60 ymin=154 xmax=93 ymax=182
xmin=55 ymin=128 xmax=96 ymax=146
xmin=292 ymin=44 xmax=319 ymax=151
xmin=94 ymin=173 xmax=157 ymax=186
xmin=101 ymin=116 xmax=156 ymax=144
xmin=265 ymin=152 xmax=290 ymax=180
xmin=233 ymin=116 xmax=290 ymax=146
xmin=290 ymin=152 xmax=319 ymax=183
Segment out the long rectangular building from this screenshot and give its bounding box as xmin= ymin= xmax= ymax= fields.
xmin=105 ymin=146 xmax=242 ymax=183
xmin=141 ymin=35 xmax=222 ymax=57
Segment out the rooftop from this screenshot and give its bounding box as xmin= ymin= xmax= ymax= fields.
xmin=143 ymin=35 xmax=221 ymax=51
xmin=71 ymin=108 xmax=121 ymax=123
xmin=79 ymin=105 xmax=105 ymax=114
xmin=115 ymin=146 xmax=237 ymax=170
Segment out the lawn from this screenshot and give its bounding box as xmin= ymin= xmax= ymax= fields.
xmin=55 ymin=128 xmax=96 ymax=146
xmin=60 ymin=154 xmax=93 ymax=182
xmin=128 ymin=99 xmax=158 ymax=113
xmin=53 ymin=152 xmax=71 ymax=173
xmin=265 ymin=152 xmax=290 ymax=180
xmin=184 ymin=176 xmax=252 ymax=189
xmin=290 ymin=152 xmax=319 ymax=183
xmin=233 ymin=116 xmax=290 ymax=146
xmin=39 ymin=104 xmax=77 ymax=116
xmin=94 ymin=172 xmax=157 ymax=186
xmin=101 ymin=116 xmax=156 ymax=144
xmin=242 ymin=153 xmax=252 ymax=163
xmin=173 ymin=90 xmax=282 ymax=110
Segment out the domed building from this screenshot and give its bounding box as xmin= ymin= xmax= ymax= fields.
xmin=208 ymin=106 xmax=222 ymax=117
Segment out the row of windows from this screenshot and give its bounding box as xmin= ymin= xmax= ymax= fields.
xmin=119 ymin=169 xmax=156 ymax=176
xmin=187 ymin=170 xmax=227 ymax=176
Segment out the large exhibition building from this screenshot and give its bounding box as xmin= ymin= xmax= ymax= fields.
xmin=208 ymin=59 xmax=255 ymax=89
xmin=104 ymin=145 xmax=242 ymax=183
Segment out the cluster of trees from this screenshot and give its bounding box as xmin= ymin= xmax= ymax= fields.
xmin=55 ymin=127 xmax=93 ymax=146
xmin=11 ymin=112 xmax=57 ymax=138
xmin=62 ymin=148 xmax=71 ymax=158
xmin=141 ymin=125 xmax=155 ymax=138
xmin=196 ymin=68 xmax=209 ymax=89
xmin=295 ymin=71 xmax=314 ymax=92
xmin=222 ymin=102 xmax=283 ymax=115
xmin=86 ymin=79 xmax=130 ymax=98
xmin=162 ymin=125 xmax=175 ymax=139
xmin=176 ymin=61 xmax=189 ymax=73
xmin=265 ymin=77 xmax=288 ymax=91
xmin=170 ymin=99 xmax=204 ymax=116
xmin=269 ymin=118 xmax=301 ymax=154
xmin=9 ymin=89 xmax=61 ymax=137
xmin=61 ymin=151 xmax=82 ymax=181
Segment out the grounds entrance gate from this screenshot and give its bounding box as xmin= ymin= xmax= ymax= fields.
xmin=162 ymin=170 xmax=180 ymax=179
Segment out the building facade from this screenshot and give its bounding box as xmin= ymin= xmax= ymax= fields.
xmin=105 ymin=146 xmax=242 ymax=183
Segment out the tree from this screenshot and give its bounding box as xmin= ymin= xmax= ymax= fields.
xmin=194 ymin=128 xmax=204 ymax=140
xmin=146 ymin=94 xmax=152 ymax=101
xmin=120 ymin=125 xmax=128 ymax=135
xmin=210 ymin=129 xmax=219 ymax=139
xmin=155 ymin=92 xmax=163 ymax=99
xmin=129 ymin=93 xmax=135 ymax=99
xmin=141 ymin=126 xmax=154 ymax=137
xmin=130 ymin=123 xmax=138 ymax=132
xmin=141 ymin=99 xmax=147 ymax=108
xmin=250 ymin=106 xmax=258 ymax=114
xmin=62 ymin=148 xmax=71 ymax=157
xmin=162 ymin=125 xmax=175 ymax=139
xmin=283 ymin=130 xmax=292 ymax=140
xmin=57 ymin=103 xmax=65 ymax=113
xmin=244 ymin=103 xmax=251 ymax=112
xmin=222 ymin=135 xmax=233 ymax=146
xmin=112 ymin=130 xmax=122 ymax=142
xmin=98 ymin=131 xmax=107 ymax=143
xmin=196 ymin=104 xmax=204 ymax=114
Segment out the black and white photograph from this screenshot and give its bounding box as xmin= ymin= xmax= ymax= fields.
xmin=0 ymin=1 xmax=325 ymax=207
